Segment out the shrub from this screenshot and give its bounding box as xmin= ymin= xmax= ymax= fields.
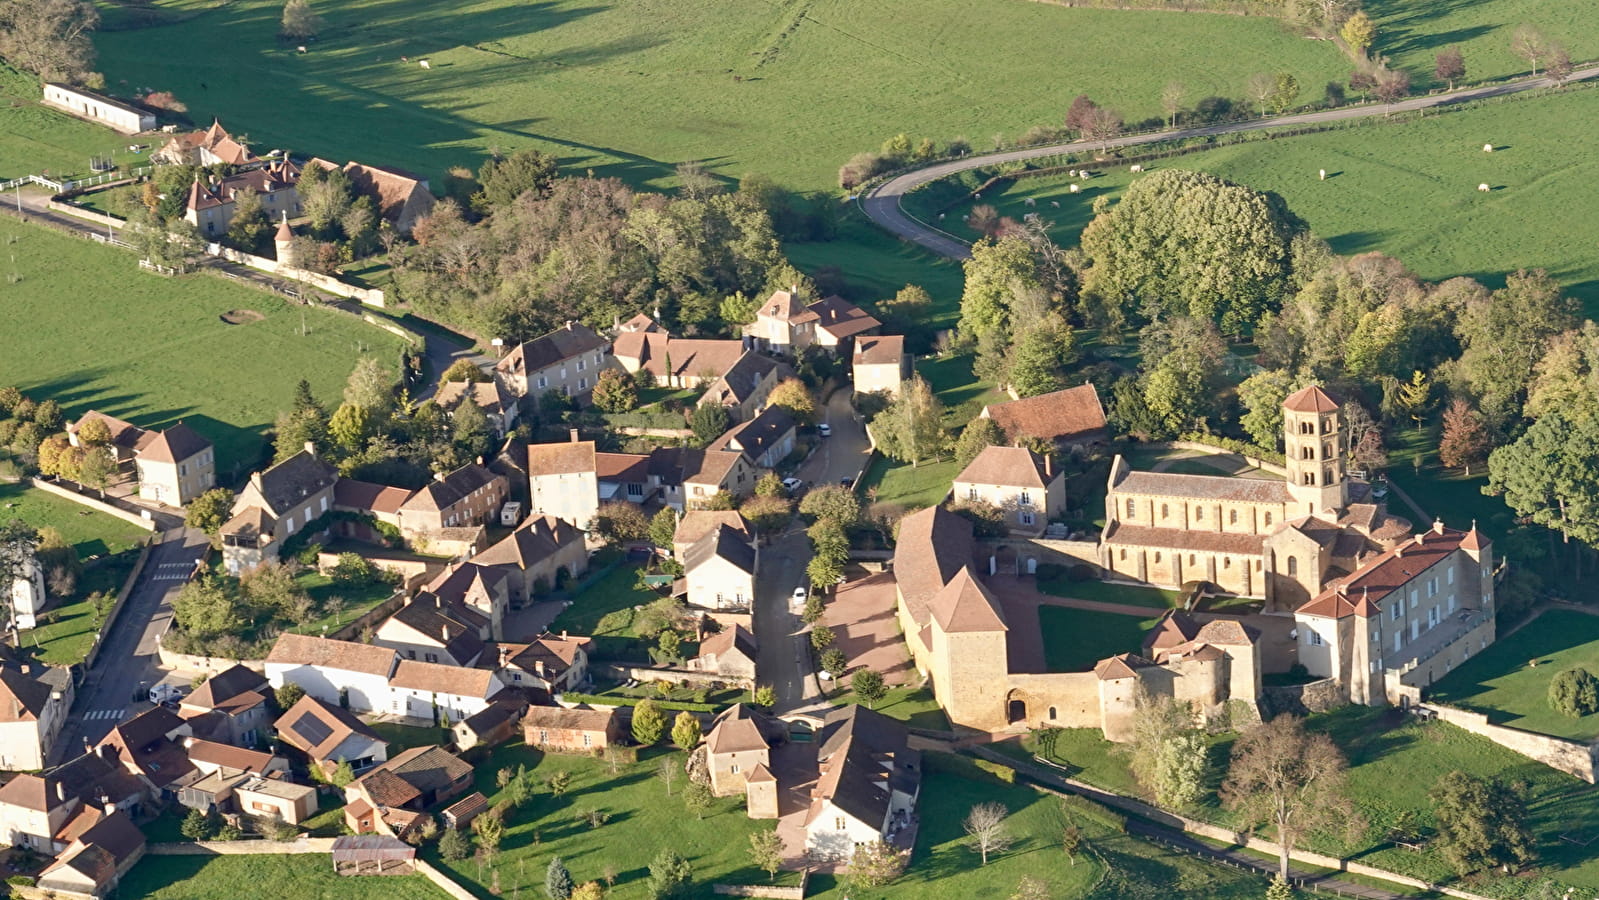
xmin=1034 ymin=563 xmax=1065 ymax=581
xmin=1067 ymin=564 xmax=1095 ymax=582
xmin=1550 ymin=667 xmax=1599 ymax=718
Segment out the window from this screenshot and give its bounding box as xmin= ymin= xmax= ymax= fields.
xmin=425 ymin=653 xmax=438 ymax=663
xmin=1302 ymin=472 xmax=1316 ymax=485
xmin=1126 ymin=499 xmax=1135 ymax=519
xmin=1447 ymin=594 xmax=1456 ymax=614
xmin=835 ymin=818 xmax=847 ymax=831
xmin=1287 ymin=556 xmax=1298 ymax=576
xmin=582 ymin=734 xmax=592 ymax=746
xmin=730 ymin=764 xmax=740 ymax=774
xmin=1300 ymin=421 xmax=1314 ymax=435
xmin=1308 ymin=630 xmax=1322 ymax=646
xmin=1302 ymin=446 xmax=1314 ymax=460
xmin=179 ymin=463 xmax=187 ymax=477
xmin=1020 ymin=510 xmax=1035 ymax=527
xmin=1018 ymin=490 xmax=1032 ymax=506
xmin=1118 ymin=549 xmax=1127 ymax=560
xmin=407 ymin=650 xmax=417 ymax=659
xmin=1223 ymin=557 xmax=1231 ymax=569
xmin=1263 ymin=513 xmax=1273 ymax=526
xmin=1161 ymin=503 xmax=1169 ymax=519
xmin=537 ymin=376 xmax=548 ymax=390
xmin=594 ymin=352 xmax=603 ymax=365
xmin=1428 ymin=607 xmax=1439 ymax=629
xmin=539 ymin=730 xmax=549 ymax=743
xmin=628 ymin=483 xmax=644 ymax=498
xmin=1229 ymin=509 xmax=1238 ymax=525
xmin=578 ymin=377 xmax=587 ymax=391
xmin=1411 ymin=620 xmax=1420 ymax=640
xmin=511 ymin=672 xmax=522 ymax=682
xmin=1049 ymin=706 xmax=1058 ymax=719
xmin=1188 ymin=554 xmax=1195 ymax=565
xmin=1194 ymin=506 xmax=1203 ymax=521
xmin=1429 ymin=577 xmax=1438 ymax=597
xmin=1153 ymin=553 xmax=1162 ymax=563
xmin=1447 ymin=567 xmax=1455 ymax=585
xmin=285 ymin=514 xmax=295 ymax=533
xmin=1409 ymin=588 xmax=1418 ymax=608
xmin=577 ymin=359 xmax=586 ymax=372
xmin=1393 ymin=631 xmax=1403 ymax=653
xmin=969 ymin=487 xmax=980 ymax=501
xmin=1391 ymin=603 xmax=1402 ymax=622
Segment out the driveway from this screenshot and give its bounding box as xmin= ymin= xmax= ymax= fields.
xmin=752 ymin=528 xmax=821 ymax=711
xmin=861 ymin=66 xmax=1599 ymax=260
xmin=794 ymin=388 xmax=871 ymax=490
xmin=55 ymin=527 xmax=211 ymax=759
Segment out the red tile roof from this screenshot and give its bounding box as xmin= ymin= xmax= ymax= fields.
xmin=954 ymin=445 xmax=1054 ymax=489
xmin=807 ymin=295 xmax=880 ymax=340
xmin=1283 ymin=385 xmax=1340 ymax=414
xmin=1297 ymin=523 xmax=1475 ymax=619
xmin=930 ymin=567 xmax=1008 ymax=634
xmin=981 ymin=384 xmax=1107 ymax=445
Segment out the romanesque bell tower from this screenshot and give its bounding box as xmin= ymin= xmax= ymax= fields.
xmin=1282 ymin=385 xmax=1347 ymax=517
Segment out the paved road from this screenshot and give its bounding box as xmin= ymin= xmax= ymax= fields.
xmin=794 ymin=388 xmax=872 ymax=489
xmin=752 ymin=527 xmax=822 ymax=711
xmin=55 ymin=527 xmax=211 ymax=759
xmin=861 ymin=67 xmax=1599 ymax=260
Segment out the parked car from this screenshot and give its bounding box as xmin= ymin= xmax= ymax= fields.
xmin=781 ymin=477 xmax=804 ymax=494
xmin=817 ymin=423 xmax=832 ymax=437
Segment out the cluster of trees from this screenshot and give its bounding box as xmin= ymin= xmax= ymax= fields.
xmin=393 ymin=152 xmax=804 ymax=345
xmin=287 ymin=162 xmax=386 ymax=272
xmin=0 ymin=388 xmax=63 ymax=474
xmin=799 ymin=483 xmax=860 ymax=593
xmin=0 ymin=0 xmax=99 ymax=85
xmin=838 ymin=133 xmax=973 ymax=190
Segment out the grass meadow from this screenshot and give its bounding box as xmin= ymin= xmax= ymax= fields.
xmin=0 ymin=218 xmax=406 ymax=471
xmin=116 ymin=853 xmax=449 ymax=899
xmin=1431 ymin=610 xmax=1599 ymax=741
xmin=906 ymin=86 xmax=1599 ymax=313
xmin=1038 ymin=605 xmax=1163 ymax=672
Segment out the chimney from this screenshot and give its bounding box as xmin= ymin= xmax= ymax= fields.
xmin=250 ymin=472 xmax=264 ymax=492
xmin=561 ymin=630 xmax=568 ymax=641
xmin=1043 ymin=453 xmax=1053 ymax=479
xmin=434 ymin=471 xmax=447 ymax=482
xmin=304 ymin=440 xmax=316 ymax=458
xmin=55 ymin=781 xmax=66 ymax=804
xmin=441 ymin=625 xmax=450 ymax=642
xmin=565 ymin=320 xmax=574 ymax=331
xmin=534 ymin=660 xmax=546 ymax=676
xmin=1432 ymin=518 xmax=1445 ymax=535
xmin=569 ymin=428 xmax=579 ymax=444
xmin=183 ymin=736 xmax=195 ymax=749
xmin=498 ymin=646 xmax=509 ymax=668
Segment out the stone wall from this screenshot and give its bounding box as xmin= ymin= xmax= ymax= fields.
xmin=1003 ymin=671 xmax=1103 ymax=729
xmin=157 ymin=641 xmax=267 ymax=676
xmin=712 ymin=875 xmax=808 ymax=898
xmin=207 ymin=244 xmax=387 ymax=306
xmin=82 ymin=535 xmax=155 ymax=669
xmin=594 ymin=663 xmax=750 ymax=690
xmin=1022 ymin=538 xmax=1102 ymax=572
xmin=327 ymin=590 xmax=406 ymax=642
xmin=1260 ymin=676 xmax=1346 ymax=718
xmin=48 ymin=198 xmax=125 ymax=230
xmin=28 ymin=478 xmax=157 ymax=530
xmin=1425 ymin=703 xmax=1599 ymax=783
xmin=148 ymin=838 xmax=337 ymax=855
xmin=1160 ymin=440 xmax=1289 ymax=476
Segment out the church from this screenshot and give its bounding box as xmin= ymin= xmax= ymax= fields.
xmin=1100 ymin=385 xmax=1414 ymax=611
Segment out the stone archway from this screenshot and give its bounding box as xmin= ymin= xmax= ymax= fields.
xmin=1005 ymin=688 xmax=1039 ymax=725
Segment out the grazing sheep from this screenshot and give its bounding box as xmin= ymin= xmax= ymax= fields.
xmin=1483 ymin=143 xmax=1494 ymax=152
xmin=973 ymin=193 xmax=981 ymax=200
xmin=1024 ymin=197 xmax=1036 ymax=207
xmin=1068 ymin=169 xmax=1078 ymax=177
xmin=1319 ymin=169 xmax=1326 ymax=180
xmin=297 ymin=45 xmax=307 ymax=54
xmin=1130 ymin=164 xmax=1143 ymax=173
xmin=419 ymin=59 xmax=431 ymax=69
xmin=1069 ymin=184 xmax=1081 ymax=193
xmin=1050 ymin=201 xmax=1060 ymax=208
xmin=938 ymin=213 xmax=945 ymax=221
xmin=1477 ymin=183 xmax=1490 ymax=192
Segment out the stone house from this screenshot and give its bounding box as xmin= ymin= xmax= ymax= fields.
xmin=176 ymin=664 xmax=270 ymax=748
xmin=803 ymin=706 xmax=920 ymax=861
xmin=183 ymin=159 xmax=303 ymax=236
xmin=980 ymin=384 xmax=1107 ymax=451
xmin=451 ymin=694 xmax=529 ymax=751
xmin=527 ymin=439 xmax=599 ymax=531
xmin=612 ymin=332 xmax=749 ymax=389
xmin=806 ymin=295 xmax=881 ymax=356
xmin=264 ymin=633 xmax=398 ymax=714
xmin=671 ymin=511 xmax=754 ymax=558
xmin=220 ymin=447 xmax=339 ymax=575
xmin=689 ymin=625 xmax=757 ymax=681
xmin=273 ymin=694 xmax=389 ymax=776
xmin=465 ymin=514 xmax=588 ymax=606
xmin=596 ymin=451 xmax=654 ymax=506
xmin=326 ymin=160 xmax=437 ymax=235
xmin=35 ymin=811 xmax=146 ymax=899
xmin=134 ymin=423 xmax=215 ymax=507
xmin=42 ymin=84 xmax=153 ymax=133
xmin=703 ymin=704 xmax=782 ymax=813
xmin=745 ymin=289 xmax=818 ymax=356
xmin=522 ymin=706 xmax=621 ymax=753
xmin=487 ymin=632 xmax=594 ymax=693
xmin=0 ymin=653 xmax=75 ymax=771
xmin=433 ymin=380 xmax=519 ymax=439
xmin=152 ymin=120 xmax=254 ymax=166
xmin=681 ymin=525 xmax=757 ymax=611
xmin=659 ymin=447 xmax=758 ymax=510
xmin=397 ymin=463 xmax=507 ymax=541
xmin=95 ymin=708 xmax=198 ymax=800
xmin=952 ymin=446 xmax=1066 ymax=537
xmin=422 ymin=561 xmax=512 ymax=640
xmin=373 ymin=594 xmax=488 ymax=667
xmin=344 ymin=746 xmax=472 ymax=837
xmin=706 ymin=406 xmax=796 ymax=470
xmin=698 ymin=351 xmax=787 ymax=423
xmin=851 ymin=334 xmax=909 ymax=399
xmin=66 ymin=411 xmax=150 ymax=462
xmin=495 ymin=322 xmax=615 ymax=407
xmin=386 ymin=661 xmax=505 ymax=724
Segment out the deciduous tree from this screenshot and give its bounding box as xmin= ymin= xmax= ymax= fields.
xmin=1457 ymin=269 xmax=1576 ymax=429
xmin=871 ymin=376 xmax=947 ymax=466
xmin=1438 ymin=398 xmax=1489 ymax=475
xmin=1431 ymin=770 xmax=1534 ymax=874
xmin=1161 ymin=81 xmax=1187 ymax=129
xmin=592 ymin=368 xmax=638 ymax=413
xmin=440 ymin=359 xmax=487 ymax=383
xmin=1435 ymin=47 xmax=1465 ymax=90
xmin=799 ymin=484 xmax=860 ymax=526
xmin=683 ymin=780 xmax=713 ymax=819
xmin=1510 ymin=24 xmax=1549 ymax=76
xmin=590 ymin=501 xmax=649 ymax=546
xmin=1340 ymin=10 xmax=1376 ymax=57
xmin=690 ymin=402 xmax=730 ymax=445
xmin=1130 ymin=694 xmax=1208 ymax=809
xmin=963 ymin=802 xmax=1013 ymax=865
xmin=1221 ymin=715 xmax=1356 ymax=879
xmin=852 ymin=669 xmax=886 ymax=708
xmin=0 ymin=0 xmax=99 ymax=83
xmin=279 ymin=0 xmax=322 ymax=38
xmin=649 ymin=507 xmax=678 ymax=550
xmin=1550 ymin=667 xmax=1599 ymax=718
xmin=844 ymin=840 xmax=905 ymax=888
xmin=671 ymin=710 xmax=702 ymax=750
xmin=748 ymin=828 xmax=785 ymax=882
xmin=648 ymin=849 xmax=693 ymax=899
xmin=767 ymin=378 xmax=816 ymax=425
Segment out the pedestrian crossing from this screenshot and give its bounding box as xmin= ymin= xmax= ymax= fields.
xmin=150 ymin=561 xmax=194 ymax=582
xmin=79 ymin=708 xmax=126 ymax=722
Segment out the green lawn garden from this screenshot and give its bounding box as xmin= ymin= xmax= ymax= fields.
xmin=828 ymin=684 xmax=951 ymax=732
xmin=1038 ymin=606 xmax=1162 ymax=673
xmin=1431 ymin=610 xmax=1599 ymax=741
xmin=0 ymin=218 xmax=407 ymax=470
xmin=0 ymin=64 xmax=147 ymax=182
xmin=858 ymin=353 xmax=1005 ymax=511
xmin=907 ymin=87 xmax=1599 ymax=314
xmin=116 ymin=853 xmax=449 ymax=900
xmin=0 ymin=480 xmax=145 ymax=557
xmin=547 ymin=563 xmax=660 ymax=661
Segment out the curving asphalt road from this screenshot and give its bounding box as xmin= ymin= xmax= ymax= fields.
xmin=861 ymin=66 xmax=1599 ymax=260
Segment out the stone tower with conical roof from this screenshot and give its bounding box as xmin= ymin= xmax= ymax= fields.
xmin=1282 ymin=385 xmax=1347 ymax=517
xmin=274 ymin=213 xmax=295 ymax=267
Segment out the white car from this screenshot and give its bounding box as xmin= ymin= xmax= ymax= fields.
xmin=781 ymin=477 xmax=803 ymax=493
xmin=792 ymin=586 xmax=808 ymax=604
xmin=817 ymin=423 xmax=832 ymax=437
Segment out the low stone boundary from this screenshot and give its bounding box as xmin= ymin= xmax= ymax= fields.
xmin=1159 ymin=440 xmax=1288 ymax=476
xmin=28 ymin=477 xmax=156 ymax=530
xmin=157 ymin=642 xmax=266 ymax=676
xmin=208 ymin=243 xmax=387 ymax=307
xmin=1424 ymin=702 xmax=1598 ymax=783
xmin=1260 ymin=677 xmax=1345 ymax=718
xmin=968 ymin=745 xmax=1496 ymax=900
xmin=713 ymin=873 xmax=808 ymax=898
xmin=595 ymin=663 xmax=752 ymax=690
xmin=47 ymin=198 xmax=125 ymax=230
xmin=415 ymin=859 xmax=479 ymax=900
xmin=81 ymin=534 xmax=156 ymax=670
xmin=149 ymin=838 xmax=337 ymax=855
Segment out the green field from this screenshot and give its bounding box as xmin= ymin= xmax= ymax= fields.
xmin=0 ymin=65 xmax=148 ymax=181
xmin=0 ymin=480 xmax=146 ymax=557
xmin=907 ymin=87 xmax=1599 ymax=312
xmin=90 ymin=0 xmax=1353 ymax=193
xmin=117 ymin=853 xmax=448 ymax=900
xmin=0 ymin=218 xmax=406 ymax=471
xmin=1367 ymin=0 xmax=1599 ymax=89
xmin=1431 ymin=610 xmax=1599 ymax=741
xmin=1038 ymin=606 xmax=1162 ymax=672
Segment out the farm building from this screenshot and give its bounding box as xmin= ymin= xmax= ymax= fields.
xmin=41 ymin=84 xmax=154 ymax=134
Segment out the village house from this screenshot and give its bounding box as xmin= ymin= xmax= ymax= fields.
xmin=152 ymin=120 xmax=255 ymax=166
xmin=650 ymin=446 xmax=759 ymax=511
xmin=466 ymin=514 xmax=588 ymax=607
xmin=803 ymin=705 xmax=920 ymax=861
xmin=373 ymin=593 xmax=489 ymax=667
xmin=35 ymin=811 xmax=146 ymax=899
xmin=386 ymin=660 xmax=505 ymax=723
xmin=681 ymin=524 xmax=758 ymax=611
xmin=451 ymin=693 xmax=530 ymax=751
xmin=522 ymin=706 xmax=622 ymax=754
xmin=952 ymin=446 xmax=1066 ymax=537
xmin=485 ymin=631 xmax=594 ymax=693
xmin=980 ymin=384 xmax=1107 ymax=451
xmin=495 ymin=322 xmax=615 ymax=407
xmin=96 ymin=708 xmax=198 ymax=800
xmin=0 ymin=776 xmax=90 ymax=854
xmin=671 ymin=510 xmax=754 ymax=558
xmin=42 ymin=84 xmax=154 ymax=133
xmin=344 ymin=746 xmax=472 ymax=838
xmin=273 ymin=694 xmax=390 ymax=776
xmin=698 ymin=351 xmax=787 ymax=423
xmin=232 ymin=774 xmax=318 ymax=825
xmin=526 ymin=438 xmax=600 ymax=531
xmin=0 ymin=650 xmax=75 ymax=771
xmin=133 ymin=422 xmax=215 ymax=507
xmin=806 ymin=295 xmax=882 ymax=356
xmin=851 ymin=334 xmax=910 ymax=399
xmin=177 ymin=663 xmax=271 ymax=748
xmin=66 ymin=411 xmax=151 ymax=462
xmin=706 ymin=406 xmax=796 ymax=470
xmin=183 ymin=159 xmax=303 ymax=236
xmin=422 ymin=560 xmax=513 ymax=639
xmin=689 ymin=625 xmax=757 ymax=682
xmin=396 ymin=463 xmax=508 ymax=540
xmin=265 ymin=633 xmax=399 ymax=714
xmin=220 ymin=446 xmax=339 ymax=574
xmin=308 ymin=159 xmax=438 ymax=235
xmin=611 ymin=331 xmax=749 ymax=389
xmin=745 ymin=289 xmax=817 ymax=356
xmin=596 ymin=451 xmax=654 ymax=506
xmin=433 ymin=380 xmax=519 ymax=438
xmin=172 ymin=739 xmax=291 ymax=816
xmin=704 ymin=704 xmax=784 ymax=814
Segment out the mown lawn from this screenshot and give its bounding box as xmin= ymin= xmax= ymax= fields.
xmin=908 ymin=87 xmax=1599 ymax=314
xmin=547 ymin=563 xmax=659 ymax=661
xmin=0 ymin=218 xmax=407 ymax=471
xmin=1431 ymin=610 xmax=1599 ymax=741
xmin=92 ymin=0 xmax=1351 ymax=193
xmin=0 ymin=64 xmax=147 ymax=181
xmin=1038 ymin=606 xmax=1162 ymax=673
xmin=829 ymin=685 xmax=951 ymax=732
xmin=0 ymin=481 xmax=146 ymax=557
xmin=858 ymin=352 xmax=1006 ymax=511
xmin=1036 ymin=578 xmax=1184 ymax=609
xmin=117 ymin=852 xmax=448 ymax=899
